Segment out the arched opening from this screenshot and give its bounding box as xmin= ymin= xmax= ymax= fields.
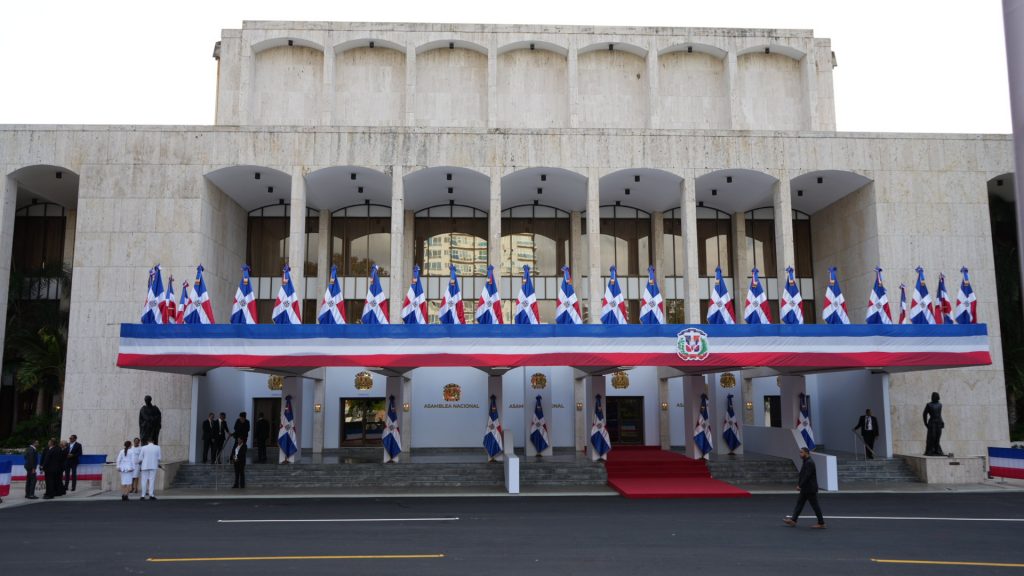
xmin=582 ymin=204 xmax=652 ymax=321
xmin=577 ymin=43 xmax=648 ymax=128
xmin=735 ymin=47 xmax=806 ymax=131
xmin=414 ymin=203 xmax=488 ymax=323
xmin=246 ymin=203 xmax=319 ymax=322
xmin=251 ymin=44 xmax=324 ymax=126
xmin=496 ymin=47 xmax=568 ymax=128
xmin=334 ymin=44 xmax=406 ymax=126
xmin=657 ymin=45 xmax=728 ymax=129
xmin=501 ymin=203 xmax=571 ymax=322
xmin=415 ymin=45 xmax=488 ymax=127
xmin=331 ymin=203 xmax=392 ymax=322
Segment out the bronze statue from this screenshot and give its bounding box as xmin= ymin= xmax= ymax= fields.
xmin=139 ymin=395 xmax=162 ymax=444
xmin=923 ymin=392 xmax=944 ymax=456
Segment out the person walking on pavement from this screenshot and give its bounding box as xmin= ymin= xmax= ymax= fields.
xmin=23 ymin=439 xmax=40 ymax=499
xmin=254 ymin=412 xmax=269 ymax=463
xmin=852 ymin=409 xmax=880 ymax=459
xmin=784 ymin=447 xmax=826 ymax=529
xmin=138 ymin=438 xmax=162 ymax=500
xmin=64 ymin=434 xmax=82 ymax=491
xmin=231 ymin=434 xmax=248 ymax=489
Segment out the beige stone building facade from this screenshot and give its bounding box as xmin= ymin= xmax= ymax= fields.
xmin=0 ymin=21 xmax=1013 ymax=465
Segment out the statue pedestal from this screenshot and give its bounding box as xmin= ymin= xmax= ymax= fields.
xmin=902 ymin=454 xmax=986 ymax=484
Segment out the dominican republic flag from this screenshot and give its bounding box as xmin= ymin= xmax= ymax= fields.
xmin=439 ymin=264 xmax=466 ymax=325
xmin=988 ymin=447 xmax=1024 ymax=480
xmin=383 ymin=395 xmax=402 ymax=463
xmin=722 ymin=393 xmax=741 ymax=453
xmin=556 ymin=266 xmax=584 ymax=325
xmin=361 ymin=264 xmax=390 ymax=324
xmin=529 ymin=395 xmax=550 ymax=454
xmin=866 ymin=267 xmax=893 ymax=324
xmin=317 ymin=264 xmax=347 ymax=325
xmin=272 ymin=264 xmax=302 ymax=324
xmin=514 ymin=265 xmax=541 ymax=324
xmin=401 ymin=264 xmax=428 ymax=325
xmin=590 ymin=394 xmax=611 ymax=460
xmin=162 ymin=276 xmax=177 ymax=324
xmin=140 ymin=265 xmax=165 ymax=324
xmin=707 ymin=265 xmax=735 ymax=324
xmin=600 ymin=265 xmax=628 ymax=324
xmin=639 ymin=266 xmax=665 ymax=325
xmin=0 ymin=460 xmax=10 ymax=497
xmin=821 ymin=266 xmax=850 ymax=325
xmin=910 ymin=267 xmax=935 ymax=325
xmin=797 ymin=393 xmax=816 ymax=451
xmin=744 ymin=268 xmax=772 ymax=324
xmin=780 ymin=266 xmax=804 ymax=325
xmin=175 ymin=281 xmax=191 ymax=324
xmin=694 ymin=393 xmax=713 ymax=459
xmin=483 ymin=394 xmax=503 ymax=461
xmin=898 ymin=283 xmax=909 ymax=325
xmin=955 ymin=267 xmax=977 ymax=324
xmin=475 ymin=265 xmax=504 ymax=324
xmin=230 ymin=265 xmax=258 ymax=325
xmin=184 ymin=265 xmax=215 ymax=324
xmin=278 ymin=394 xmax=298 ymax=464
xmin=934 ymin=273 xmax=954 ymax=324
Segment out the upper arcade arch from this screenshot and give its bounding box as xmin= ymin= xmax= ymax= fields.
xmin=695 ymin=169 xmax=776 ymax=215
xmin=599 ymin=168 xmax=682 ymax=213
xmin=501 ymin=167 xmax=586 ymax=212
xmin=251 ymin=37 xmax=325 ymax=54
xmin=333 ymin=38 xmax=406 ymax=54
xmin=658 ymin=42 xmax=728 ymax=59
xmin=496 ymin=40 xmax=569 ymax=57
xmin=306 ymin=166 xmax=391 ymax=212
xmin=9 ymin=165 xmax=80 ymax=210
xmin=790 ymin=170 xmax=873 ymax=215
xmin=205 ymin=165 xmax=291 ymax=212
xmin=404 ymin=167 xmax=490 ymax=212
xmin=416 ymin=39 xmax=488 ymax=55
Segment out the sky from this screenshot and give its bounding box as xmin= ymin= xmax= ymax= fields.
xmin=0 ymin=0 xmax=1012 ymax=134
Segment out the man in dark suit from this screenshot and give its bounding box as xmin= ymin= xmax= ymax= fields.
xmin=40 ymin=438 xmax=63 ymax=499
xmin=784 ymin=447 xmax=825 ymax=529
xmin=214 ymin=412 xmax=230 ymax=464
xmin=201 ymin=413 xmax=216 ymax=464
xmin=23 ymin=439 xmax=40 ymax=499
xmin=233 ymin=412 xmax=251 ymax=446
xmin=64 ymin=434 xmax=83 ymax=491
xmin=852 ymin=409 xmax=880 ymax=459
xmin=254 ymin=412 xmax=270 ymax=463
xmin=230 ymin=435 xmax=248 ymax=489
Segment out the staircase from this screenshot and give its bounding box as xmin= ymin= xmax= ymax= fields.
xmin=706 ymin=455 xmax=796 ymax=485
xmin=171 ymin=454 xmax=606 ymax=491
xmin=836 ymin=456 xmax=920 ymax=485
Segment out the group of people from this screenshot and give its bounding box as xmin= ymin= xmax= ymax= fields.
xmin=22 ymin=435 xmax=83 ymax=500
xmin=202 ymin=411 xmax=270 ymax=466
xmin=115 ymin=437 xmax=162 ymax=500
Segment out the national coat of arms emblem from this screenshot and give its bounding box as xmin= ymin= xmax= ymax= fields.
xmin=677 ymin=328 xmax=710 ymax=361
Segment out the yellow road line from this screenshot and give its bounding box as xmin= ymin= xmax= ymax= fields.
xmin=872 ymin=558 xmax=1024 ymax=568
xmin=147 ymin=553 xmax=445 ymax=563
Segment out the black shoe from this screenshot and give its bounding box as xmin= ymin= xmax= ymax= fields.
xmin=26 ymin=496 xmax=38 ymax=500
xmin=122 ymin=495 xmax=128 ymax=501
xmin=148 ymin=496 xmax=157 ymax=500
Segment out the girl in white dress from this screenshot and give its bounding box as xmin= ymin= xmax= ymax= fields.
xmin=116 ymin=441 xmax=135 ymax=501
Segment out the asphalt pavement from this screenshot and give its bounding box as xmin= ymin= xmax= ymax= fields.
xmin=2 ymin=492 xmax=1023 ymax=575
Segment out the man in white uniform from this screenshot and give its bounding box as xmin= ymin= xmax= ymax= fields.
xmin=138 ymin=439 xmax=162 ymax=500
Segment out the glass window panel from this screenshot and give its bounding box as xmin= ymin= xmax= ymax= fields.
xmin=793 ymin=218 xmax=813 ymax=278
xmin=414 ymin=206 xmax=488 ymax=277
xmin=666 ymin=299 xmax=685 ymax=324
xmin=745 ymin=215 xmax=776 ymax=277
xmin=247 ymin=217 xmax=289 ymax=276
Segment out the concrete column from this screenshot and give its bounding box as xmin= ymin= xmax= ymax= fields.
xmin=0 ymin=175 xmax=16 ymax=365
xmin=525 ymin=369 xmax=553 ymax=457
xmin=386 ymin=375 xmax=410 ymax=460
xmin=401 ymin=210 xmax=415 ymax=320
xmin=487 ymin=375 xmax=504 ymax=461
xmin=60 ymin=209 xmax=76 ymax=312
xmin=726 ymin=51 xmax=740 ymax=129
xmin=405 ymin=45 xmax=417 ymax=127
xmin=658 ymin=377 xmax=670 ymax=449
xmin=317 ymin=209 xmax=330 ymax=288
xmin=732 ymin=212 xmax=748 ymax=323
xmin=646 ymin=42 xmax=659 ymax=129
xmin=680 ymin=175 xmax=700 ymax=323
xmin=488 ymin=168 xmax=502 ymax=271
xmin=1003 ymin=0 xmax=1024 ymax=298
xmin=741 ymin=375 xmax=755 ymax=426
xmin=240 ymin=44 xmax=254 ymax=125
xmin=586 ymin=375 xmax=607 ymax=461
xmin=487 ymin=39 xmax=498 ymax=128
xmin=312 ymin=371 xmax=326 ymax=457
xmin=189 ymin=375 xmax=200 ymax=464
xmin=586 ymin=169 xmax=601 ymax=323
xmin=282 ymin=377 xmax=305 ymax=459
xmin=570 ymin=211 xmax=583 ymax=279
xmin=801 ymin=49 xmax=818 ymax=131
xmin=778 ymin=375 xmax=807 ymax=433
xmin=574 ymin=373 xmax=586 ymax=452
xmin=288 ymin=169 xmax=308 ymax=307
xmin=651 ymin=211 xmax=665 ymax=307
xmin=389 ymin=168 xmax=406 ymax=322
xmin=772 ymin=174 xmax=796 ymax=291
xmin=681 ymin=375 xmax=706 ymax=458
xmin=568 ymin=42 xmax=579 ymax=128
xmin=323 ymin=44 xmax=336 ymax=125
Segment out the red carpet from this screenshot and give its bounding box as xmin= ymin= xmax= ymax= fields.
xmin=605 ymin=446 xmax=750 ymax=499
